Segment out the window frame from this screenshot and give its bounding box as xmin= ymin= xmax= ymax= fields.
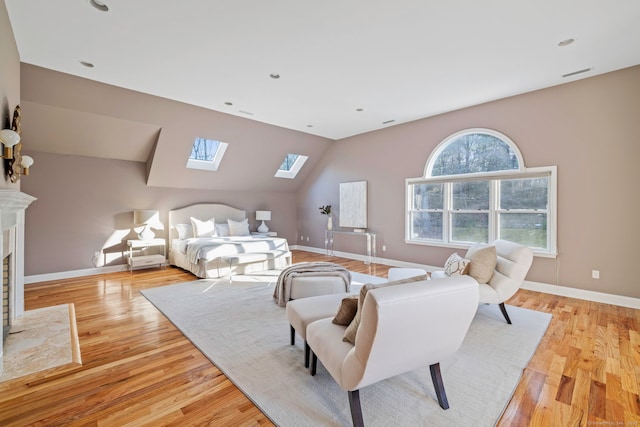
xmin=406 ymin=128 xmax=557 ymax=258
xmin=274 ymin=153 xmax=308 ymax=179
xmin=186 ymin=138 xmax=229 ymax=172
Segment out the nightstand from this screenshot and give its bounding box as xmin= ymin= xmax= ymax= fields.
xmin=127 ymin=238 xmax=166 ymax=271
xmin=251 ymin=231 xmax=277 ymax=237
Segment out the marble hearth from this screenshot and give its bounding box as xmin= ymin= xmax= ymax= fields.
xmin=0 ymin=190 xmax=36 ymax=376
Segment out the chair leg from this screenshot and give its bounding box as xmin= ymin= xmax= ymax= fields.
xmin=310 ymin=351 xmax=317 ymax=376
xmin=499 ymin=302 xmax=512 ymax=324
xmin=304 ymin=341 xmax=310 ymax=368
xmin=290 ymin=325 xmax=295 ymax=345
xmin=348 ymin=390 xmax=365 ymax=427
xmin=429 ymin=363 xmax=449 ymax=410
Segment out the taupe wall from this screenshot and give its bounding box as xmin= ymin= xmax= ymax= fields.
xmin=0 ymin=0 xmax=20 ymax=190
xmin=20 ymin=152 xmax=298 ymax=275
xmin=297 ymin=66 xmax=640 ymax=299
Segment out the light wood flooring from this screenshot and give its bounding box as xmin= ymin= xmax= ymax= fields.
xmin=0 ymin=250 xmax=638 ymax=426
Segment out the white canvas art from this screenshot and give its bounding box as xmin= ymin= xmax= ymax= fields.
xmin=339 ymin=181 xmax=367 ymax=228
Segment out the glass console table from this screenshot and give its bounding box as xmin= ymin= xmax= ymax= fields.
xmin=325 ymin=230 xmax=376 ymax=264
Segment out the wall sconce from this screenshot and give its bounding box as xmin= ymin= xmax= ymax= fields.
xmin=4 ymin=105 xmax=34 ymax=183
xmin=256 ymin=210 xmax=271 ymax=233
xmin=0 ymin=129 xmax=20 ymax=159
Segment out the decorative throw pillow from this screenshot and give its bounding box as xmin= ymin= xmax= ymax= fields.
xmin=342 ymin=274 xmax=430 ymax=344
xmin=332 ymin=295 xmax=359 ymax=326
xmin=228 ymin=218 xmax=250 ymax=236
xmin=175 ymin=223 xmax=194 ymax=240
xmin=444 ymin=252 xmax=470 ymax=276
xmin=190 ymin=217 xmax=216 ymax=237
xmin=465 ymin=244 xmax=497 ymax=284
xmin=215 ymin=223 xmax=230 ymax=237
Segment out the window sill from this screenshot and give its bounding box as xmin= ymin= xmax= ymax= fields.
xmin=404 ymin=239 xmax=558 ymax=259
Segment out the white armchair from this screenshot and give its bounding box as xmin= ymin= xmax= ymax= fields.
xmin=432 ymin=239 xmax=533 ymax=324
xmin=306 ymin=276 xmax=479 ymax=426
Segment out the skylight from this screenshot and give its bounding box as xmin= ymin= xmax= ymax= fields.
xmin=275 ymin=153 xmax=308 ymax=179
xmin=186 ymin=137 xmax=228 ymax=171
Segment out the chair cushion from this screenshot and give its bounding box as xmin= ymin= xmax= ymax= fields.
xmin=342 ymin=274 xmax=430 ymax=344
xmin=444 ymin=252 xmax=470 ymax=276
xmin=465 ymin=244 xmax=497 ymax=284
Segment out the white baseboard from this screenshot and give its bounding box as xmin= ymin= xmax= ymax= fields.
xmin=291 ymin=245 xmax=640 ymax=309
xmin=25 ymin=265 xmax=128 ymax=285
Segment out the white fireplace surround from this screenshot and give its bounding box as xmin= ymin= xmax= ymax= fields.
xmin=0 ymin=190 xmax=37 ymax=375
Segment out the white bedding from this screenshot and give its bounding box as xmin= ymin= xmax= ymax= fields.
xmin=167 ymin=203 xmax=292 ymax=278
xmin=183 ymin=235 xmax=289 ymax=264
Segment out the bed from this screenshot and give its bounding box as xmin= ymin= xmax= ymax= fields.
xmin=168 ymin=203 xmax=292 ymax=278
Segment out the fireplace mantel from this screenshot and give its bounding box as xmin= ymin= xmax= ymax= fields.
xmin=0 ymin=189 xmax=36 ymax=375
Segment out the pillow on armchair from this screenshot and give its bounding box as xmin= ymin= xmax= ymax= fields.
xmin=444 ymin=252 xmax=470 ymax=276
xmin=465 ymin=243 xmax=497 ymax=284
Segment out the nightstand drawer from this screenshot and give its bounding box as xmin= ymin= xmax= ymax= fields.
xmin=129 ymin=254 xmax=166 ymax=267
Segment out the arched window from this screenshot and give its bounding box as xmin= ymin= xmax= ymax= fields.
xmin=406 ymin=128 xmax=557 ymax=256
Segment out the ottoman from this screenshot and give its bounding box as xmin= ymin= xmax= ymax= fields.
xmin=286 ymin=292 xmax=352 ymax=367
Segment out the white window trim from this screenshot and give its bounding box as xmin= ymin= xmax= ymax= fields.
xmin=406 ymin=166 xmax=558 ymax=258
xmin=186 ymin=141 xmax=229 ymax=171
xmin=275 ymin=155 xmax=308 ymax=179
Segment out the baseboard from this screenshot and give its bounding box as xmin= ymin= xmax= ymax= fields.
xmin=25 ymin=265 xmax=128 ymax=285
xmin=291 ymin=245 xmax=640 ymax=309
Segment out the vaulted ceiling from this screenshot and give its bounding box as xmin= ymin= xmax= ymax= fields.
xmin=6 ymin=0 xmax=640 ymax=191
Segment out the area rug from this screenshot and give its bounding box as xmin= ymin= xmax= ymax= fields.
xmin=141 ymin=273 xmax=552 ymax=426
xmin=0 ymin=304 xmax=82 ymax=383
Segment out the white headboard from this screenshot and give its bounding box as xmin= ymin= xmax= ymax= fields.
xmin=168 ymin=203 xmax=247 ymax=240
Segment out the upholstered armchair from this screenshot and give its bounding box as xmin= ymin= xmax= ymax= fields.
xmin=306 ymin=276 xmax=479 ymax=427
xmin=432 ymin=239 xmax=533 ymax=324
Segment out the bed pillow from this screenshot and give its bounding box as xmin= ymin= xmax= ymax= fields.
xmin=228 ymin=218 xmax=250 ymax=236
xmin=175 ymin=223 xmax=193 ymax=240
xmin=444 ymin=252 xmax=470 ymax=276
xmin=343 ymin=273 xmax=430 ymax=344
xmin=190 ymin=217 xmax=217 ymax=237
xmin=215 ymin=223 xmax=230 ymax=237
xmin=465 ymin=243 xmax=497 ymax=284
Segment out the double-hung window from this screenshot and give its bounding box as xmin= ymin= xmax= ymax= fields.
xmin=406 ymin=129 xmax=557 ymax=257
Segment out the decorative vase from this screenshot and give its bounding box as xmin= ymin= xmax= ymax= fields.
xmin=327 ymin=216 xmax=333 ymax=230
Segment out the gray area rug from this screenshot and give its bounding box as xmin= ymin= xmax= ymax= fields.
xmin=141 ymin=271 xmax=552 ymax=426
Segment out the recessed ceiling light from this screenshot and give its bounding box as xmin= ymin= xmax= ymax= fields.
xmin=239 ymin=110 xmax=254 ymax=116
xmin=356 ymin=108 xmax=364 ymax=112
xmin=382 ymin=119 xmax=395 ymax=125
xmin=224 ymin=101 xmax=233 ymax=106
xmin=558 ymin=38 xmax=575 ymax=47
xmin=89 ymin=0 xmax=109 ymax=12
xmin=270 ymin=73 xmax=280 ymax=79
xmin=80 ymin=61 xmax=94 ymax=68
xmin=306 ymin=124 xmax=314 ymax=128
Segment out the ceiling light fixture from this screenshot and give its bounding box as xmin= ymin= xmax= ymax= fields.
xmin=356 ymin=108 xmax=364 ymax=112
xmin=89 ymin=0 xmax=109 ymax=12
xmin=558 ymin=38 xmax=575 ymax=47
xmin=382 ymin=119 xmax=395 ymax=125
xmin=270 ymin=73 xmax=280 ymax=79
xmin=80 ymin=61 xmax=94 ymax=68
xmin=562 ymin=67 xmax=592 ymax=78
xmin=224 ymin=101 xmax=233 ymax=106
xmin=306 ymin=124 xmax=313 ymax=128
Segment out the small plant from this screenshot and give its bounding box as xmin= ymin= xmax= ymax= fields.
xmin=319 ymin=205 xmax=332 ymax=216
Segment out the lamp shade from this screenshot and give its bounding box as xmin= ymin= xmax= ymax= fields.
xmin=0 ymin=129 xmax=20 ymax=147
xmin=133 ymin=209 xmax=160 ymax=226
xmin=256 ymin=211 xmax=271 ymax=221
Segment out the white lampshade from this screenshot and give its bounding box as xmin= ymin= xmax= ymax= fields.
xmin=133 ymin=209 xmax=162 ymax=241
xmin=256 ymin=211 xmax=271 ymax=221
xmin=20 ymin=155 xmax=34 ymax=176
xmin=0 ymin=129 xmax=20 ymax=159
xmin=256 ymin=210 xmax=271 ymax=233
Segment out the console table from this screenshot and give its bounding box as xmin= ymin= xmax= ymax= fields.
xmin=325 ymin=230 xmax=376 ymax=264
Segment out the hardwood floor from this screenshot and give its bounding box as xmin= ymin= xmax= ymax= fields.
xmin=0 ymin=250 xmax=638 ymax=426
